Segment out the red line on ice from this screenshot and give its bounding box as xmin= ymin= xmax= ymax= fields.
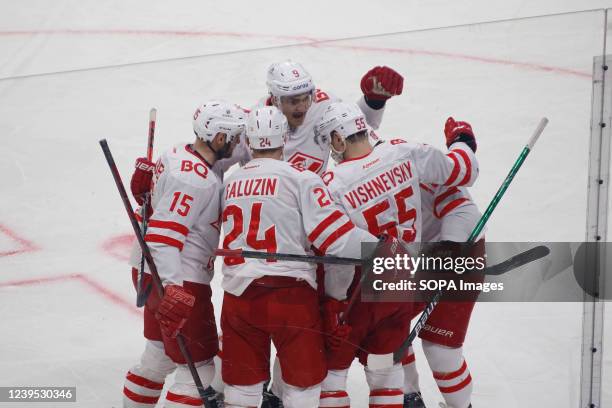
xmin=101 ymin=233 xmax=135 ymax=262
xmin=319 ymin=43 xmax=590 ymax=79
xmin=0 ymin=28 xmax=318 ymax=42
xmin=0 ymin=223 xmax=39 ymax=257
xmin=0 ymin=29 xmax=590 ymax=79
xmin=0 ymin=273 xmax=142 ymax=317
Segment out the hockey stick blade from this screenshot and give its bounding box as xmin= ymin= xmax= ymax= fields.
xmin=485 ymin=245 xmax=550 ymax=275
xmin=366 ymin=244 xmax=551 ymax=369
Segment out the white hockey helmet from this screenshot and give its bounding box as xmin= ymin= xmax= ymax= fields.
xmin=192 ymin=100 xmax=247 ymax=143
xmin=266 ymin=61 xmax=315 ymax=100
xmin=246 ymin=107 xmax=288 ymax=150
xmin=315 ymin=102 xmax=369 ymax=163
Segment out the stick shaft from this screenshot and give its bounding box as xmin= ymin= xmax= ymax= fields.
xmin=137 ymin=108 xmax=158 ymax=307
xmin=468 ymin=117 xmax=548 ymax=242
xmin=99 ymin=139 xmax=214 ymax=407
xmin=394 ymin=118 xmax=549 ymax=363
xmin=215 ymin=248 xmax=362 ymax=265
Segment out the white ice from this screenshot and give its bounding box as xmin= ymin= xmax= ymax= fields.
xmin=1 ymin=1 xmax=612 ymax=407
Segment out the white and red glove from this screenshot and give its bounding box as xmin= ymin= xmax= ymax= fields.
xmin=155 ymin=285 xmax=196 ymax=338
xmin=444 ymin=117 xmax=477 ymax=152
xmin=322 ymin=297 xmax=352 ymax=351
xmin=130 ymin=157 xmax=155 ymax=205
xmin=360 ymin=66 xmax=404 ymax=102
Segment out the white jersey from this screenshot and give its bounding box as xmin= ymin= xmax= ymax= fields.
xmin=214 ymin=90 xmax=385 ymax=176
xmin=323 ymin=139 xmax=479 ymax=247
xmin=419 ymin=183 xmax=483 ymax=242
xmin=130 ymin=144 xmax=222 ymax=286
xmin=220 ymin=157 xmax=377 ymax=296
xmin=322 ymin=139 xmax=478 ymax=299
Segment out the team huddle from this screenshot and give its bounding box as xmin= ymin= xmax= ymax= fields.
xmin=120 ymin=61 xmax=483 ymax=408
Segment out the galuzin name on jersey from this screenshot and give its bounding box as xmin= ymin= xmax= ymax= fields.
xmin=344 ymin=160 xmax=413 ymax=208
xmin=225 ymin=177 xmax=279 ymax=200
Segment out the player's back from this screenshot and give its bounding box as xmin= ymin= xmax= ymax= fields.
xmin=221 ymin=156 xmax=374 ymax=295
xmin=324 ymin=138 xmax=478 ymax=247
xmin=324 ymin=140 xmax=424 ymax=245
xmin=221 ymin=158 xmax=320 ymax=295
xmin=131 ymin=143 xmax=222 ymax=285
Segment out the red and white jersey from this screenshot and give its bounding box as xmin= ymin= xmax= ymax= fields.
xmin=130 ymin=144 xmax=222 ymax=286
xmin=323 ymin=139 xmax=479 ymax=248
xmin=220 ymin=157 xmax=377 ymax=296
xmin=419 ymin=183 xmax=483 ymax=242
xmin=214 ymin=91 xmax=385 ymax=176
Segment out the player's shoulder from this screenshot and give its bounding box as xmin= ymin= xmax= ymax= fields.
xmin=378 ymin=137 xmax=430 ymax=156
xmin=312 ymin=88 xmax=339 ymax=105
xmin=162 ymin=144 xmax=220 ymax=189
xmin=253 ymin=96 xmax=273 ymax=109
xmin=272 ymin=159 xmax=322 ymax=184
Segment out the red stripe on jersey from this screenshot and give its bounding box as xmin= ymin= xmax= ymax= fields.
xmin=369 ymin=389 xmax=404 ymax=397
xmin=434 ymin=187 xmax=460 ymax=209
xmin=308 ymin=210 xmax=344 ymax=243
xmin=433 ymin=360 xmax=468 ymax=380
xmin=317 ymin=221 xmax=355 ymax=254
xmin=126 ymin=371 xmax=164 ymax=390
xmin=135 ymin=212 xmax=143 ymax=222
xmin=453 ymin=149 xmax=472 ymax=186
xmin=444 ymin=152 xmax=461 ymax=186
xmin=320 ymin=390 xmax=349 ymax=399
xmin=123 ymin=387 xmax=160 ymax=404
xmin=438 ymin=374 xmax=472 ymax=394
xmin=370 ymin=405 xmax=403 ymax=408
xmin=419 ymin=183 xmax=434 ymax=194
xmin=144 ymin=234 xmax=184 ymax=251
xmin=165 ymin=391 xmax=203 ymax=406
xmin=148 ymin=219 xmax=189 ymax=236
xmin=401 ymin=352 xmax=416 ymax=365
xmin=437 ymin=198 xmax=469 ymax=218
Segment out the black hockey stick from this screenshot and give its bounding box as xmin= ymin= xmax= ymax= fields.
xmin=484 ymin=245 xmax=549 ymax=275
xmin=375 ymin=244 xmax=551 ymax=368
xmin=137 ymin=107 xmax=157 ymax=307
xmin=99 ymin=139 xmax=218 ymax=408
xmin=215 ymin=246 xmax=550 ymax=276
xmin=215 ymin=248 xmax=362 ymax=265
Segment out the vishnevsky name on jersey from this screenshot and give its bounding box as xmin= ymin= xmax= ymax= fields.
xmin=225 ymin=177 xmax=279 ymax=200
xmin=343 ymin=160 xmax=413 ymax=209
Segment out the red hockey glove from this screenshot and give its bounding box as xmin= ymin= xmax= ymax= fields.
xmin=322 ymin=297 xmax=352 ymax=351
xmin=155 ymin=285 xmax=196 ymax=338
xmin=444 ymin=117 xmax=477 ymax=152
xmin=130 ymin=157 xmax=155 ymax=205
xmin=360 ymin=66 xmax=404 ymax=102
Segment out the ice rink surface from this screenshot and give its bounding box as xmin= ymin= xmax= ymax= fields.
xmin=2 ymin=1 xmax=612 ymax=406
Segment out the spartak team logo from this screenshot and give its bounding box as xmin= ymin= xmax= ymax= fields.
xmin=287 ymin=152 xmax=324 ymax=173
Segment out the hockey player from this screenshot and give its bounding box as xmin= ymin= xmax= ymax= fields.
xmin=401 ymin=119 xmax=484 ymax=408
xmin=215 ymin=60 xmax=404 ymax=176
xmin=122 ymin=101 xmax=246 ymax=408
xmin=314 ymin=102 xmax=479 ymax=408
xmin=219 ymin=107 xmax=379 ymax=408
